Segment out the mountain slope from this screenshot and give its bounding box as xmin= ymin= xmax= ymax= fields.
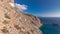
xmin=0 ymin=0 xmax=42 ymax=34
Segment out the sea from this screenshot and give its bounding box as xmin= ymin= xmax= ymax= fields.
xmin=39 ymin=17 xmax=60 ymax=34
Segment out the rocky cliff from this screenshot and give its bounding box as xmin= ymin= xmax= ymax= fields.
xmin=0 ymin=0 xmax=42 ymax=34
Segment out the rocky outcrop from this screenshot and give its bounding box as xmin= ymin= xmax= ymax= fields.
xmin=0 ymin=0 xmax=42 ymax=34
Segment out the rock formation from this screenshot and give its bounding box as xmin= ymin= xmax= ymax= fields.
xmin=0 ymin=0 xmax=42 ymax=34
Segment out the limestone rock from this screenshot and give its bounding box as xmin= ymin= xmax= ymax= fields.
xmin=0 ymin=0 xmax=42 ymax=34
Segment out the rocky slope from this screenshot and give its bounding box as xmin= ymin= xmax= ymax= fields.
xmin=0 ymin=0 xmax=42 ymax=34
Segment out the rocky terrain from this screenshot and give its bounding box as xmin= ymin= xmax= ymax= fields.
xmin=0 ymin=0 xmax=42 ymax=34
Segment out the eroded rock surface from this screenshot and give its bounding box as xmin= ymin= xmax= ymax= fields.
xmin=0 ymin=0 xmax=42 ymax=34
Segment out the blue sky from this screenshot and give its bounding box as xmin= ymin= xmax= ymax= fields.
xmin=14 ymin=0 xmax=60 ymax=17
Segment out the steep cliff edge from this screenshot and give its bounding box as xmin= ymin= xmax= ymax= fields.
xmin=0 ymin=0 xmax=42 ymax=34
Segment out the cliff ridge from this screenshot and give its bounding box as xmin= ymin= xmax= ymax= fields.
xmin=0 ymin=0 xmax=42 ymax=34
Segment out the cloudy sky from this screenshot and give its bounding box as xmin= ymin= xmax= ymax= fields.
xmin=14 ymin=0 xmax=60 ymax=17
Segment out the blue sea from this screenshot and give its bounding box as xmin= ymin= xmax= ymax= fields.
xmin=39 ymin=17 xmax=60 ymax=34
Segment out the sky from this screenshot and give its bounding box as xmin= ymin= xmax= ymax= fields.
xmin=14 ymin=0 xmax=60 ymax=17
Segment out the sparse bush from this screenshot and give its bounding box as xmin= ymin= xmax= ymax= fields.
xmin=14 ymin=25 xmax=21 ymax=30
xmin=1 ymin=28 xmax=9 ymax=33
xmin=4 ymin=13 xmax=11 ymax=19
xmin=3 ymin=20 xmax=8 ymax=24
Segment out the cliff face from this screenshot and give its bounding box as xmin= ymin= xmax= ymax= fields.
xmin=0 ymin=0 xmax=42 ymax=34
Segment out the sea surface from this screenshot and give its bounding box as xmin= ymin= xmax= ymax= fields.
xmin=39 ymin=17 xmax=60 ymax=34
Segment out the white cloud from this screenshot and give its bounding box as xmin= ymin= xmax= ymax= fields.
xmin=15 ymin=3 xmax=28 ymax=11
